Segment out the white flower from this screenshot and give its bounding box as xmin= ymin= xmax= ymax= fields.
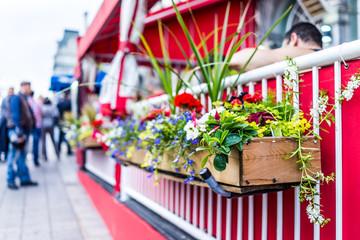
xmin=306 ymin=204 xmax=324 ymax=225
xmin=283 ymin=58 xmax=299 ymax=89
xmin=310 ymin=94 xmax=329 ymax=117
xmin=210 ymin=107 xmax=225 ymax=117
xmin=340 ymin=73 xmax=360 ymax=101
xmin=197 ymin=113 xmax=210 ymax=124
xmin=184 ymin=121 xmax=200 ymax=140
xmin=315 ymin=171 xmax=325 ymax=181
xmin=184 ymin=121 xmax=195 ymax=132
xmin=198 ymin=124 xmax=206 ymax=132
xmin=186 ymin=128 xmax=200 ymax=140
xmin=342 ymin=89 xmax=354 ymax=101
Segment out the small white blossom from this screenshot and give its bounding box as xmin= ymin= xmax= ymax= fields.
xmin=340 ymin=73 xmax=360 ymax=101
xmin=184 ymin=121 xmax=200 ymax=140
xmin=310 ymin=94 xmax=329 ymax=117
xmin=342 ymin=89 xmax=354 ymax=101
xmin=198 ymin=124 xmax=206 ymax=132
xmin=306 ymin=204 xmax=324 ymax=225
xmin=283 ymin=58 xmax=299 ymax=89
xmin=186 ymin=128 xmax=200 ymax=140
xmin=315 ymin=171 xmax=325 ymax=181
xmin=197 ymin=113 xmax=210 ymax=124
xmin=210 ymin=107 xmax=225 ymax=117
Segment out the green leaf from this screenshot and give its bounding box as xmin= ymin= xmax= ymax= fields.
xmin=314 ymin=133 xmax=322 ymax=140
xmin=236 ymin=142 xmax=243 ymax=151
xmin=206 ymin=120 xmax=221 ymax=125
xmin=195 ymin=147 xmax=209 ymax=152
xmin=221 ymin=145 xmax=231 ymax=154
xmin=203 ymin=133 xmax=210 ymax=144
xmin=220 ymin=130 xmax=229 ymax=144
xmin=245 ymin=130 xmax=258 ymax=136
xmin=215 ymin=129 xmax=223 ymax=140
xmin=325 ymin=119 xmax=331 ymax=127
xmin=214 ymin=154 xmax=227 ymax=172
xmin=201 ymin=154 xmax=211 ymax=168
xmin=223 ymin=134 xmax=242 ymax=146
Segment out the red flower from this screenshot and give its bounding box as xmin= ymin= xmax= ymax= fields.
xmin=174 ymin=93 xmax=203 ymax=113
xmin=244 ymin=93 xmax=263 ymax=103
xmin=101 ymin=143 xmax=109 ymax=152
xmin=230 ymin=99 xmax=241 ymax=105
xmin=214 ymin=111 xmax=220 ymax=121
xmin=91 ymin=119 xmax=103 ymax=128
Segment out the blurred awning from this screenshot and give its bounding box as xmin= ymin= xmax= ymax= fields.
xmin=49 ymin=75 xmax=74 ymax=92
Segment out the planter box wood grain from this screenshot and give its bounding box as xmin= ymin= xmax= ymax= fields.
xmin=126 ymin=136 xmax=321 ymax=195
xmin=79 ymin=137 xmax=102 ymax=149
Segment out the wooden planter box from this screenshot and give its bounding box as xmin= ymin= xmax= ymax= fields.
xmin=126 ymin=136 xmax=321 ymax=195
xmin=79 ymin=136 xmax=102 ymax=149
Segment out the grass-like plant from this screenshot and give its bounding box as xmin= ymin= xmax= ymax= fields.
xmin=137 ymin=1 xmax=291 ymax=113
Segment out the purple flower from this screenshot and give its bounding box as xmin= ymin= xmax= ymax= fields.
xmin=184 ymin=176 xmax=194 ymax=183
xmin=191 ymin=139 xmax=199 ymax=144
xmin=247 ymin=111 xmax=275 ymax=126
xmin=190 ymin=170 xmax=195 ymax=175
xmin=155 ymin=138 xmax=161 ymax=145
xmin=136 ymin=146 xmax=141 ymax=151
xmin=175 ymin=167 xmax=179 ymax=173
xmin=183 ymin=164 xmax=187 ymax=170
xmin=187 ymin=159 xmax=194 ymax=165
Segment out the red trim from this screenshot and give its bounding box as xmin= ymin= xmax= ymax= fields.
xmin=114 ymin=163 xmax=121 ymax=193
xmin=75 ymin=147 xmax=85 ymax=168
xmin=145 ymin=0 xmax=223 ymax=25
xmin=78 ymin=170 xmax=167 ymax=240
xmin=78 ymin=0 xmax=121 ymax=60
xmin=78 ymin=0 xmax=224 ymax=60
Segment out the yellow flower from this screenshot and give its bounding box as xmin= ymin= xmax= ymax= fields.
xmin=126 ymin=145 xmax=135 ymax=159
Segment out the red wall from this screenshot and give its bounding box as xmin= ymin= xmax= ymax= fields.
xmin=78 ymin=171 xmax=167 ymax=240
xmin=142 ymin=0 xmax=256 ymax=61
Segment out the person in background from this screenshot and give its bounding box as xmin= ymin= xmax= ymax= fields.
xmin=27 ymin=91 xmax=42 ymax=167
xmin=41 ymin=97 xmax=59 ymax=160
xmin=229 ymin=22 xmax=323 ymax=72
xmin=6 ymin=81 xmax=38 ymax=190
xmin=57 ymin=91 xmax=72 ymax=155
xmin=0 ymin=87 xmax=14 ymax=162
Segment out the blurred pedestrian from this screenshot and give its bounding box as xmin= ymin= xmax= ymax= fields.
xmin=41 ymin=97 xmax=59 ymax=160
xmin=57 ymin=91 xmax=72 ymax=155
xmin=0 ymin=87 xmax=14 ymax=162
xmin=27 ymin=91 xmax=42 ymax=166
xmin=6 ymin=81 xmax=38 ymax=190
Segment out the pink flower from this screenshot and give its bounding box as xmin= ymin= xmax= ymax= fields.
xmin=209 ymin=126 xmax=220 ymax=135
xmin=214 ymin=111 xmax=220 ymax=121
xmin=191 ymin=111 xmax=197 ymax=127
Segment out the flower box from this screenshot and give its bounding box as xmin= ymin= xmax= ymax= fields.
xmin=126 ymin=136 xmax=321 ymax=195
xmin=79 ymin=136 xmax=102 ymax=149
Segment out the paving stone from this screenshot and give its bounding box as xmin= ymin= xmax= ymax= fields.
xmin=0 ymin=141 xmax=112 ymax=240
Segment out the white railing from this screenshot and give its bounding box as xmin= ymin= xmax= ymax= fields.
xmin=122 ymin=40 xmax=360 ymax=240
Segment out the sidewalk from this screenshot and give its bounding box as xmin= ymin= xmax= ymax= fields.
xmin=0 ymin=147 xmax=112 ymax=240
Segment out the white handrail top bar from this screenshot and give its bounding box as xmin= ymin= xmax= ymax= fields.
xmin=136 ymin=40 xmax=360 ymax=106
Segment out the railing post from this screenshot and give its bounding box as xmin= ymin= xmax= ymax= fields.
xmin=120 ymin=165 xmax=130 ymax=202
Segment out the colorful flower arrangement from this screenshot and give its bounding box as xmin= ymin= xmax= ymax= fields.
xmin=64 ymin=104 xmax=106 ymax=147
xmin=101 ymin=57 xmax=360 ymax=227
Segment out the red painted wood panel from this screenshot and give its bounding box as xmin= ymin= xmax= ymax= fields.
xmin=78 ymin=170 xmax=167 ymax=240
